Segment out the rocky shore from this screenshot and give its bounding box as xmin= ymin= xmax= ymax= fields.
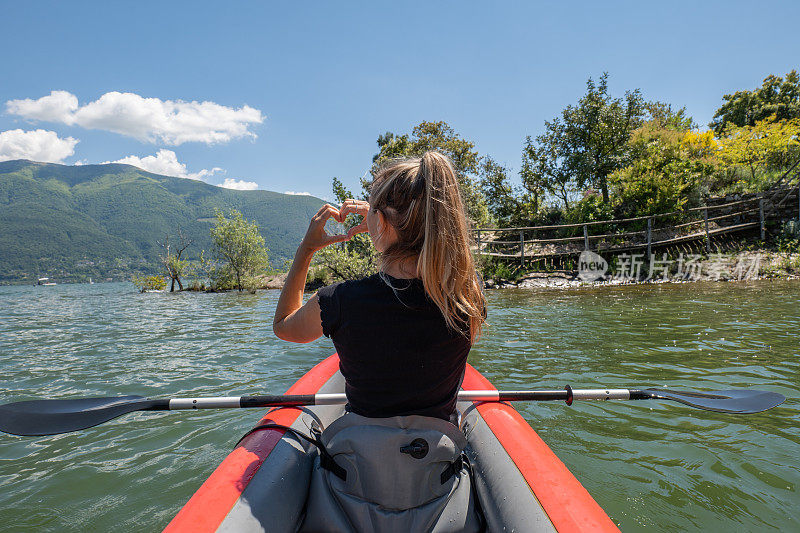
xmin=485 ymin=251 xmax=800 ymax=289
xmin=255 ymin=251 xmax=800 ymax=291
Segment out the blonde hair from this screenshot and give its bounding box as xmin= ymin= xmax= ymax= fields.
xmin=370 ymin=151 xmax=486 ymax=341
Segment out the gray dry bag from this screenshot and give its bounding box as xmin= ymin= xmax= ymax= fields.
xmin=299 ymin=412 xmax=483 ymax=533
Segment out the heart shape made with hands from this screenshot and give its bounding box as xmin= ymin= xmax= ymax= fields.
xmin=335 ymin=199 xmax=370 ymax=236
xmin=304 ymin=200 xmax=370 ymax=251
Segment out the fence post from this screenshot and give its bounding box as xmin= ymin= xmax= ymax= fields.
xmin=797 ymin=183 xmax=800 ymax=224
xmin=759 ymin=198 xmax=765 ymax=241
xmin=583 ymin=224 xmax=589 ymax=251
xmin=476 ymin=229 xmax=481 ymax=256
xmin=519 ymin=231 xmax=525 ymax=267
xmin=646 ymin=217 xmax=652 ymax=260
xmin=704 ymin=206 xmax=710 ymax=253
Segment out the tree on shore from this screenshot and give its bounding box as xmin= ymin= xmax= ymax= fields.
xmin=371 ymin=121 xmax=492 ymax=226
xmin=480 ymin=156 xmax=538 ymax=226
xmin=718 ymin=116 xmax=800 ymax=180
xmin=521 ymin=127 xmax=573 ymax=210
xmin=317 ymin=122 xmax=502 ymax=281
xmin=609 ymin=123 xmax=716 ymax=217
xmin=710 ymin=70 xmax=800 ymax=135
xmin=522 ymin=73 xmax=647 ymax=205
xmin=208 ymin=209 xmax=270 ymax=291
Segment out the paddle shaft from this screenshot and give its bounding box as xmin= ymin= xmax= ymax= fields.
xmin=0 ymin=386 xmax=783 ymax=436
xmin=152 ymin=388 xmax=642 ymax=410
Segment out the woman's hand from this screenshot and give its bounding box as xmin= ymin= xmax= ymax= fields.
xmin=300 ymin=204 xmax=350 ymax=253
xmin=274 ymin=199 xmax=371 ymax=344
xmin=339 ymin=198 xmax=370 ymax=238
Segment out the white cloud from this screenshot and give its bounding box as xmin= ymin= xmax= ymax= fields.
xmin=107 ymin=149 xmax=223 ymax=181
xmin=6 ymin=90 xmax=264 ymax=146
xmin=5 ymin=90 xmax=78 ymax=123
xmin=105 ymin=150 xmax=258 ymax=190
xmin=284 ymin=190 xmax=312 ymax=196
xmin=221 ymin=178 xmax=259 ymax=190
xmin=0 ymin=129 xmax=79 ymax=163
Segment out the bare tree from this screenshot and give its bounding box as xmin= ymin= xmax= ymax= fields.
xmin=158 ymin=229 xmax=192 ymax=292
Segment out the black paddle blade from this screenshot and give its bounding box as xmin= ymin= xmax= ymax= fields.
xmin=643 ymin=388 xmax=785 ymax=414
xmin=0 ymin=396 xmax=159 ymax=436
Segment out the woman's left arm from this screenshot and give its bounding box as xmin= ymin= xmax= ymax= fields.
xmin=273 ymin=203 xmax=350 ymax=343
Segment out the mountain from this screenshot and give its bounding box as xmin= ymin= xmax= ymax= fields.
xmin=0 ymin=160 xmax=326 ymax=283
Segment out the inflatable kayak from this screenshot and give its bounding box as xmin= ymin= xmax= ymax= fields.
xmin=164 ymin=354 xmax=619 ymax=532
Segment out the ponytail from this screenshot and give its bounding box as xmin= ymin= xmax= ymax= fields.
xmin=370 ymin=151 xmax=486 ymax=341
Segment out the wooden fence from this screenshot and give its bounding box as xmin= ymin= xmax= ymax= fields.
xmin=473 ymin=162 xmax=800 ymax=268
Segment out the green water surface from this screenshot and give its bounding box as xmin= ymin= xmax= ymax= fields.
xmin=0 ymin=281 xmax=797 ymax=531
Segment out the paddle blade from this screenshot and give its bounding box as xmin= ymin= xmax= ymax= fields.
xmin=0 ymin=396 xmax=156 ymax=436
xmin=644 ymin=389 xmax=785 ymax=414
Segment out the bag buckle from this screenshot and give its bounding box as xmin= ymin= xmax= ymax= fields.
xmin=400 ymin=438 xmax=429 ymax=459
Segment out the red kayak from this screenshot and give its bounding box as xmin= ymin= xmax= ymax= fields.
xmin=165 ymin=354 xmax=619 ymax=532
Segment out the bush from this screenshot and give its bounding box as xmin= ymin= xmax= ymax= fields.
xmin=132 ymin=275 xmax=166 ymax=292
xmin=776 ymin=234 xmax=800 ymax=254
xmin=717 ymin=116 xmax=800 ymax=181
xmin=478 ymin=257 xmax=521 ymax=283
xmin=314 ymin=239 xmax=377 ymax=282
xmin=306 ymin=265 xmax=331 ymax=290
xmin=566 ymin=193 xmax=614 ymax=224
xmin=609 ymin=124 xmax=713 ymax=218
xmin=712 ymin=166 xmax=784 ymax=195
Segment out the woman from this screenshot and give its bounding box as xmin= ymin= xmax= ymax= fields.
xmin=272 ymin=151 xmax=486 ymax=532
xmin=273 ymin=150 xmax=485 ymax=422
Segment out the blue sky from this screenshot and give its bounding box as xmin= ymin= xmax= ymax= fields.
xmin=1 ymin=1 xmax=798 ymax=199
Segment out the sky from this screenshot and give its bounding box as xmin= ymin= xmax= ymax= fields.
xmin=0 ymin=1 xmax=798 ymax=200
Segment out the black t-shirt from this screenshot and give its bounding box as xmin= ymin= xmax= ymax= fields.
xmin=317 ymin=273 xmax=471 ymax=421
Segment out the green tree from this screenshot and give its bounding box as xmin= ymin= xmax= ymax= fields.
xmin=718 ymin=116 xmax=800 ymax=181
xmin=644 ymin=101 xmax=696 ymax=131
xmin=314 ymin=245 xmax=377 ymax=282
xmin=521 ymin=128 xmax=573 ymax=210
xmin=371 ymin=121 xmax=491 ymax=226
xmin=331 ymin=177 xmax=354 ymax=204
xmin=523 ymin=73 xmax=648 ymax=204
xmin=481 ymin=156 xmax=538 ymax=226
xmin=710 ymin=70 xmax=800 ymax=135
xmin=209 ymin=209 xmax=270 ymax=291
xmin=609 ymin=123 xmax=717 ymax=217
xmin=564 ymin=192 xmax=614 ymax=224
xmin=313 ymin=179 xmax=377 ymax=282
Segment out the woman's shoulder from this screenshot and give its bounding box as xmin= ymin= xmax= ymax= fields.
xmin=317 ymin=275 xmax=388 ymax=338
xmin=317 ymin=273 xmax=383 ymax=299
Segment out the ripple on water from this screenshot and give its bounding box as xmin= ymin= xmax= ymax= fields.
xmin=0 ymin=281 xmax=798 ymax=532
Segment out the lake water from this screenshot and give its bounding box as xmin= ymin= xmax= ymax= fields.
xmin=0 ymin=281 xmax=797 ymax=531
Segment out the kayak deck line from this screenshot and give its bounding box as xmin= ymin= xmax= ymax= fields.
xmin=162 ymin=354 xmax=340 ymax=533
xmin=462 ymin=365 xmax=619 ymax=532
xmin=164 ymin=355 xmax=619 ymax=532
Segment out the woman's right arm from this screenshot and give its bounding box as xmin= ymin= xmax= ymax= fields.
xmin=273 ymin=204 xmax=345 ymax=343
xmin=272 ymin=199 xmax=369 ymax=342
xmin=272 ymin=201 xmax=368 ymax=343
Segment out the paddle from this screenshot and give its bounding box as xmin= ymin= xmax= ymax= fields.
xmin=0 ymin=387 xmax=784 ymax=437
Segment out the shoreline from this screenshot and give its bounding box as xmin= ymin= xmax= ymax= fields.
xmin=484 ymin=250 xmax=800 ymax=289
xmin=7 ymin=251 xmax=798 ymax=292
xmin=486 ymin=270 xmax=800 ymax=290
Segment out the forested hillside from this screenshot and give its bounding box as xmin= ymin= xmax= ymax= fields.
xmin=0 ymin=160 xmax=325 ymax=283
